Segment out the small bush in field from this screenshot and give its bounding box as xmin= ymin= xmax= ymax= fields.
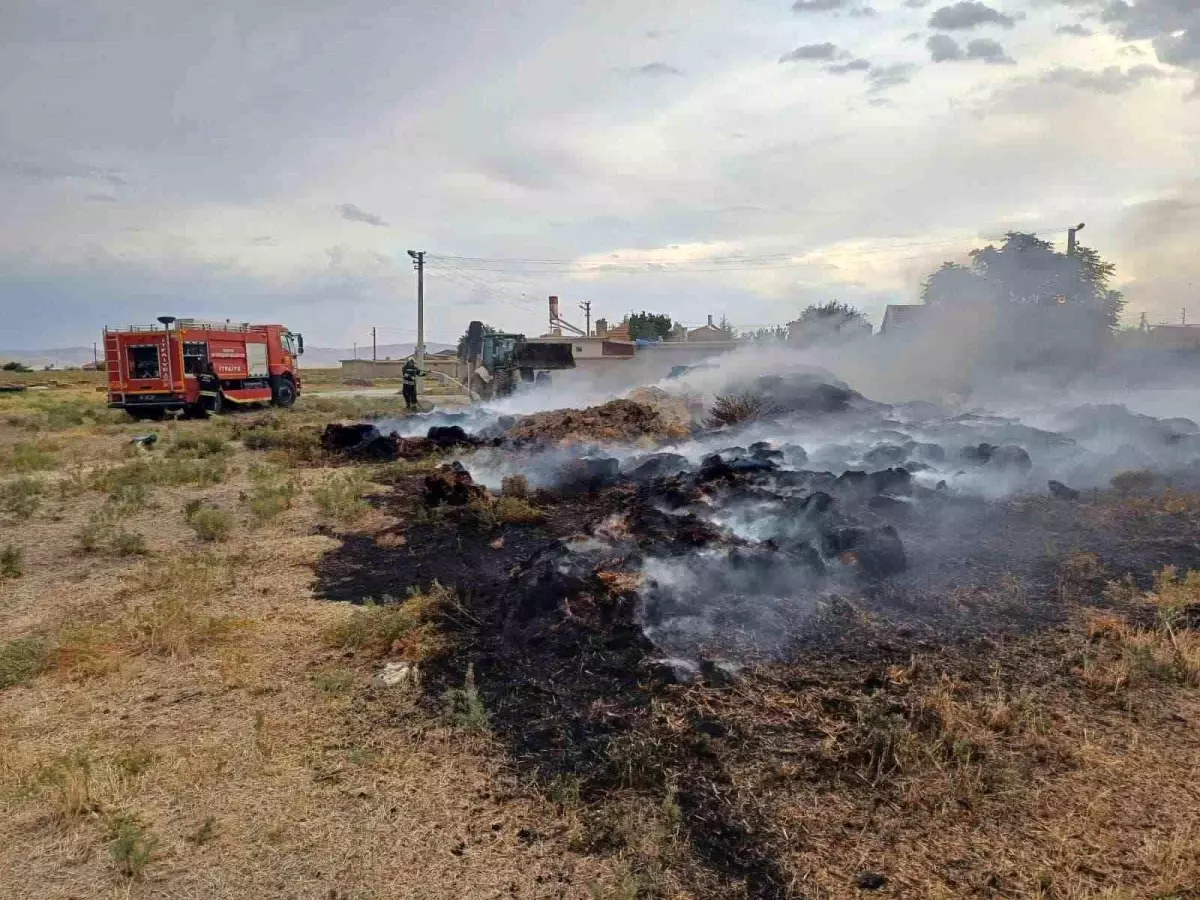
xmin=322 ymin=584 xmax=454 ymax=660
xmin=185 ymin=505 xmax=233 ymax=542
xmin=166 ymin=434 xmax=230 ymax=459
xmin=313 ymin=472 xmax=370 ymax=522
xmin=0 ymin=636 xmax=51 ymax=688
xmin=0 ymin=477 xmax=43 ymax=519
xmin=244 ymin=470 xmax=299 ymax=523
xmin=109 ymin=818 xmax=156 ymax=878
xmin=5 ymin=443 xmax=57 ymax=473
xmin=1111 ymin=469 xmax=1155 ymax=493
xmin=1 ymin=545 xmax=23 ymax=578
xmin=111 ymin=532 xmax=148 ymax=557
xmin=500 ymin=474 xmax=529 ymax=499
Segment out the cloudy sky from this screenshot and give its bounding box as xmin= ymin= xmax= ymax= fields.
xmin=1 ymin=0 xmax=1197 ymax=348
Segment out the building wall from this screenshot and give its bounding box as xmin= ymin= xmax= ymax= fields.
xmin=339 ymin=357 xmax=464 ymax=381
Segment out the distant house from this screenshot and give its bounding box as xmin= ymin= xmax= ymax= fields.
xmin=687 ymin=315 xmax=728 ymax=342
xmin=881 ymin=304 xmax=927 ymax=335
xmin=605 ymin=321 xmax=632 ymax=341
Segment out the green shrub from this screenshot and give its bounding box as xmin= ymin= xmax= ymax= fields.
xmin=313 ymin=471 xmax=370 ymax=522
xmin=442 ymin=664 xmax=490 ymax=733
xmin=185 ymin=506 xmax=233 ymax=542
xmin=322 ymin=585 xmax=453 ymax=660
xmin=109 ymin=819 xmax=156 ymax=878
xmin=166 ymin=434 xmax=230 ymax=459
xmin=244 ymin=474 xmax=299 ymax=524
xmin=0 ymin=476 xmax=43 ymax=518
xmin=241 ymin=427 xmax=321 ymax=461
xmin=5 ymin=443 xmax=57 ymax=473
xmin=0 ymin=636 xmax=51 ymax=689
xmin=111 ymin=532 xmax=148 ymax=557
xmin=1 ymin=545 xmax=23 ymax=578
xmin=1111 ymin=469 xmax=1156 ymax=493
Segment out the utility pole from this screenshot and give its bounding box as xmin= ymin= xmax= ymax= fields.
xmin=92 ymin=342 xmax=98 ymax=366
xmin=1067 ymin=222 xmax=1085 ymax=256
xmin=580 ymin=300 xmax=592 ymax=338
xmin=372 ymin=326 xmax=377 ymax=361
xmin=353 ymin=342 xmax=357 ymax=360
xmin=407 ymin=250 xmax=426 ymax=367
xmin=1183 ymin=309 xmax=1187 ymax=326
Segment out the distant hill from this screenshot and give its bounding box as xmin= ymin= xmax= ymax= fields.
xmin=0 ymin=343 xmax=455 ymax=371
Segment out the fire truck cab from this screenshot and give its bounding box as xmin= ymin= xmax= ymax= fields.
xmin=104 ymin=317 xmax=303 ymax=418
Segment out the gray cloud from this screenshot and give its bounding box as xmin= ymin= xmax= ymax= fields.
xmin=928 ymin=34 xmax=965 ymax=60
xmin=3 ymin=158 xmax=127 ymax=188
xmin=250 ymin=236 xmax=277 ymax=246
xmin=905 ymin=0 xmax=930 ymax=7
xmin=929 ymin=1 xmax=1016 ymax=30
xmin=1096 ymin=0 xmax=1200 ymax=70
xmin=1056 ymin=23 xmax=1093 ymax=36
xmin=338 ymin=203 xmax=388 ymax=227
xmin=780 ymin=42 xmax=840 ymax=62
xmin=966 ymin=37 xmax=1015 ymax=64
xmin=827 ymin=57 xmax=872 ymax=73
xmin=631 ymin=61 xmax=683 ymax=76
xmin=850 ymin=6 xmax=879 ymax=17
xmin=1040 ymin=64 xmax=1169 ymax=93
xmin=928 ymin=34 xmax=1014 ymax=63
xmin=792 ymin=0 xmax=847 ymax=10
xmin=867 ymin=62 xmax=919 ymax=93
xmin=86 ymin=193 xmax=120 ymax=203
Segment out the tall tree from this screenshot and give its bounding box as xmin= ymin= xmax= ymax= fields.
xmin=922 ymin=232 xmax=1124 ymax=328
xmin=627 ymin=311 xmax=674 ymax=341
xmin=791 ymin=301 xmax=870 ymax=345
xmin=919 ymin=232 xmax=1125 ymax=370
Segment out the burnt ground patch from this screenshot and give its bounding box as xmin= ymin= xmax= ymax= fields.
xmin=313 ymin=474 xmax=1200 ymax=899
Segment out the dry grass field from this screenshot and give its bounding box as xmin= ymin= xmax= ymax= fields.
xmin=1 ymin=378 xmax=1198 ymax=900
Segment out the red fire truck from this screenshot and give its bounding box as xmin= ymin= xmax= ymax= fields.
xmin=104 ymin=317 xmax=303 ymax=418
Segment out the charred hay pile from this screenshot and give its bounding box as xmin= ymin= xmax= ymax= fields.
xmin=317 ymin=371 xmax=1200 ymax=666
xmin=313 ymin=372 xmax=1200 ymax=900
xmin=500 ymin=395 xmax=694 ymax=447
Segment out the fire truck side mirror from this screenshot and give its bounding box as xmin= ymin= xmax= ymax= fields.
xmin=296 ymin=334 xmax=304 ymax=355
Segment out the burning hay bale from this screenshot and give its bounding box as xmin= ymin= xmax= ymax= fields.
xmin=321 ymin=423 xmax=398 ymax=460
xmin=500 ymin=398 xmax=692 ymax=448
xmin=423 ymin=461 xmax=487 ymax=507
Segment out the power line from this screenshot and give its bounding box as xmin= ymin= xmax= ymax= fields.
xmin=426 ymin=228 xmax=1078 ymax=274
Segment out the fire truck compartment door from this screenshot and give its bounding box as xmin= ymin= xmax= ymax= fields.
xmin=247 ymin=342 xmax=268 ymax=377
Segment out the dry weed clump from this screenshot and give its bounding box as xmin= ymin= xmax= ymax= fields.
xmin=184 ymin=502 xmax=234 ymax=542
xmin=706 ymin=393 xmax=776 ymax=429
xmin=1110 ymin=469 xmax=1156 ymax=493
xmin=500 ymin=474 xmax=529 ymax=499
xmin=239 ymin=422 xmax=322 ymax=462
xmin=243 ymin=466 xmax=299 ymax=523
xmin=1082 ymin=566 xmax=1200 ymax=689
xmin=165 ymin=433 xmax=230 ymax=459
xmin=0 ymin=475 xmax=43 ymax=519
xmin=467 ymin=493 xmax=545 ymax=528
xmin=122 ymin=554 xmax=241 ymax=657
xmin=1 ymin=544 xmax=22 ymax=578
xmin=323 ymin=583 xmax=456 ymax=661
xmin=0 ymin=636 xmax=52 ymax=689
xmin=313 ymin=470 xmax=371 ymax=522
xmin=2 ymin=442 xmax=58 ymax=473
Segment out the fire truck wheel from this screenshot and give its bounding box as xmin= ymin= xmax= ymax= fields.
xmin=272 ymin=378 xmax=296 ymax=408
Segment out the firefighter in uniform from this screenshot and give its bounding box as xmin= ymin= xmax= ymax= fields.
xmin=401 ymin=357 xmax=426 ymax=410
